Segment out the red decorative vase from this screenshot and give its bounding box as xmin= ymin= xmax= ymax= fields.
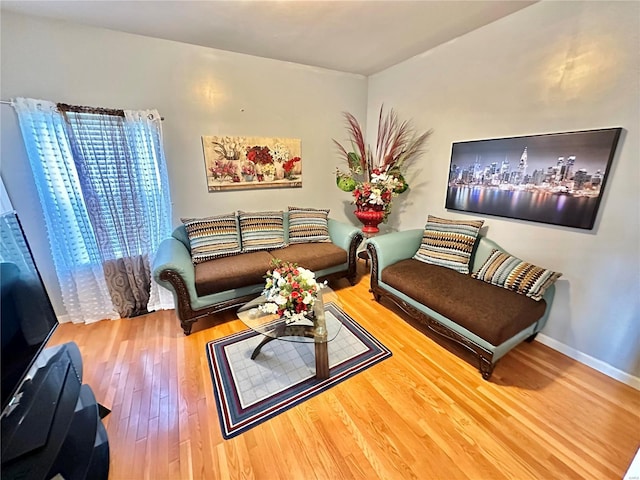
xmin=354 ymin=209 xmax=385 ymax=234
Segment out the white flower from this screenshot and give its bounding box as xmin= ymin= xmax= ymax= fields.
xmin=302 ymin=291 xmax=315 ymax=305
xmin=260 ymin=302 xmax=278 ymax=314
xmin=272 ymin=143 xmax=290 ymax=162
xmin=298 ymin=267 xmax=315 ymax=283
xmin=371 ymin=171 xmax=388 ymax=183
xmin=284 ymin=311 xmax=311 ymax=324
xmin=368 ymin=187 xmax=384 ymax=205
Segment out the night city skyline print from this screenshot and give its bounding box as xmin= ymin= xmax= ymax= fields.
xmin=445 ymin=128 xmax=622 ymax=229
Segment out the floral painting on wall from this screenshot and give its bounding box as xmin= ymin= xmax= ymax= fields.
xmin=202 ymin=135 xmax=302 ymax=191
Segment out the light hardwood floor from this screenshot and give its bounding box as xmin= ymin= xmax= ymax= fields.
xmin=49 ymin=264 xmax=640 ymax=479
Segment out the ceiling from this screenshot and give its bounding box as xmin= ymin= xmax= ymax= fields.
xmin=1 ymin=1 xmax=537 ymax=76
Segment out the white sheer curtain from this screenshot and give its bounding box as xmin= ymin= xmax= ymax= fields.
xmin=12 ymin=98 xmax=174 ymax=322
xmin=123 ymin=110 xmax=174 ymax=311
xmin=12 ymin=98 xmax=118 ymax=323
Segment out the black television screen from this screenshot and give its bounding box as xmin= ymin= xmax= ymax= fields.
xmin=1 ymin=211 xmax=58 ymax=411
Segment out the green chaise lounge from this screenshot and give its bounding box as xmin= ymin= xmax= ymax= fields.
xmin=367 ymin=228 xmax=558 ymax=380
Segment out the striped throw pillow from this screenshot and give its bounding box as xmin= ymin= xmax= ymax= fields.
xmin=181 ymin=213 xmax=241 ymax=264
xmin=413 ymin=215 xmax=484 ymax=274
xmin=238 ymin=211 xmax=286 ymax=252
xmin=472 ymin=249 xmax=562 ymax=301
xmin=288 ymin=207 xmax=330 ymax=244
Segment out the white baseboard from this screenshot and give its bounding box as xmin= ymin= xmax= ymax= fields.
xmin=536 ymin=334 xmax=640 ymax=391
xmin=56 ymin=314 xmax=103 ymax=325
xmin=624 ymin=447 xmax=640 ymax=480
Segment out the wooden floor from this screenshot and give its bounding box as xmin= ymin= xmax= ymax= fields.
xmin=49 ymin=263 xmax=640 ymax=480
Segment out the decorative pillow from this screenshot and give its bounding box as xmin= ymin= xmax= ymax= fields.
xmin=238 ymin=210 xmax=286 ymax=252
xmin=287 ymin=207 xmax=331 ymax=244
xmin=413 ymin=215 xmax=484 ymax=274
xmin=181 ymin=213 xmax=241 ymax=264
xmin=472 ymin=249 xmax=562 ymax=301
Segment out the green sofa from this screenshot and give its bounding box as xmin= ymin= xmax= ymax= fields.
xmin=153 ymin=216 xmax=363 ymax=335
xmin=367 ymin=229 xmax=556 ymax=380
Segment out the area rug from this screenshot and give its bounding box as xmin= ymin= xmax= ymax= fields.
xmin=206 ymin=302 xmax=391 ymax=439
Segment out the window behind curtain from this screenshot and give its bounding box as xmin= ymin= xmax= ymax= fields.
xmin=61 ymin=106 xmax=173 ymax=317
xmin=63 ymin=109 xmax=150 ymax=260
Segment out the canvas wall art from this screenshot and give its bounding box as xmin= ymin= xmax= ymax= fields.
xmin=445 ymin=128 xmax=622 ymax=230
xmin=202 ymin=136 xmax=302 ymax=191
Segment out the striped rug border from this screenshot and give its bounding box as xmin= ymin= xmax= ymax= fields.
xmin=206 ymin=303 xmax=392 ymax=439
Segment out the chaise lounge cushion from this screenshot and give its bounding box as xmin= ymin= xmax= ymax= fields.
xmin=269 ymin=243 xmax=348 ymax=272
xmin=473 ymin=249 xmax=562 ymax=301
xmin=381 ymin=258 xmax=547 ymax=346
xmin=414 ymin=215 xmax=484 ymax=274
xmin=195 ymin=251 xmax=274 ymax=297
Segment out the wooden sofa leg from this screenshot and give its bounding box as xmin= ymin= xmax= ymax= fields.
xmin=479 ymin=356 xmax=495 ymax=380
xmin=181 ymin=320 xmax=193 ymax=336
xmin=526 ymin=333 xmax=538 ymax=343
xmin=369 ymin=289 xmax=381 ymax=302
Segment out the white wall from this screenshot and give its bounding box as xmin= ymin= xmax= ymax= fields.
xmin=368 ymin=1 xmax=640 ymax=378
xmin=0 ymin=12 xmax=367 ymax=315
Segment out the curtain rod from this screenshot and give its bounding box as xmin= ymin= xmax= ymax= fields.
xmin=58 ymin=103 xmax=125 ymax=117
xmin=0 ymin=100 xmax=163 ymax=120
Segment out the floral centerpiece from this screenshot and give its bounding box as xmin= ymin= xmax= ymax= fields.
xmin=259 ymin=260 xmax=323 ymax=323
xmin=352 ymin=169 xmax=406 ymax=212
xmin=334 ymin=106 xmax=431 ymax=229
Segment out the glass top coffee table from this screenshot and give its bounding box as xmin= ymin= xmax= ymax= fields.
xmin=237 ymin=287 xmax=341 ymax=379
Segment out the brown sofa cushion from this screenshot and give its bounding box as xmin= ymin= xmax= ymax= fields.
xmin=268 ymin=243 xmax=347 ymax=272
xmin=195 ymin=251 xmax=274 ymax=297
xmin=381 ymin=258 xmax=547 ymax=346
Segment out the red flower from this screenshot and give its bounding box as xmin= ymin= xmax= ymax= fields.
xmin=246 ymin=146 xmax=273 ymax=165
xmin=283 ymin=157 xmax=301 ymax=173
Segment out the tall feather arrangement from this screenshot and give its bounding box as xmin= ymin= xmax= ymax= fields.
xmin=334 ymin=105 xmax=432 ymax=222
xmin=335 ymin=105 xmax=431 ymax=182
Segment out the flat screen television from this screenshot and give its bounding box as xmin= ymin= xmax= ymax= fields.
xmin=1 ymin=211 xmax=58 ymax=412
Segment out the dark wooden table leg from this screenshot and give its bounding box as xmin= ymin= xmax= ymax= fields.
xmin=315 ymin=342 xmax=329 ymax=379
xmin=251 ymin=336 xmax=277 ymax=359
